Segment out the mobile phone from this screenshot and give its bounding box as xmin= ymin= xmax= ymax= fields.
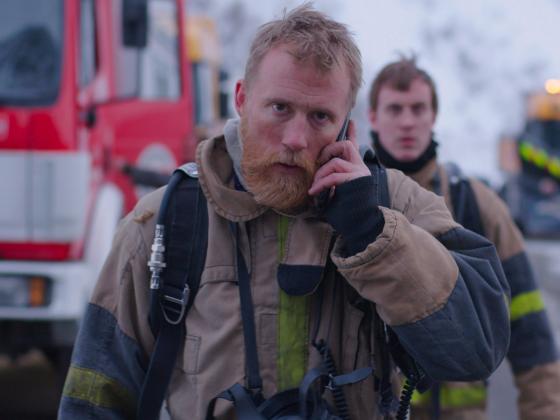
xmin=335 ymin=114 xmax=351 ymax=142
xmin=315 ymin=114 xmax=350 ymax=211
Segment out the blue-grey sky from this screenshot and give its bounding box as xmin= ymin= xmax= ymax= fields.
xmin=199 ymin=0 xmax=560 ymax=183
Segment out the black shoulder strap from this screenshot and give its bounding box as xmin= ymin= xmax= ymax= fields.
xmin=231 ymin=222 xmax=263 ymax=394
xmin=138 ymin=163 xmax=208 ymax=420
xmin=444 ymin=162 xmax=485 ymax=236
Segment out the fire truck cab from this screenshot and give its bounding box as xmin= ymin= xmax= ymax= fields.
xmin=0 ymin=0 xmax=195 ymax=371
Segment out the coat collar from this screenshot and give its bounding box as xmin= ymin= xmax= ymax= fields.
xmin=197 ymin=136 xmax=268 ymax=222
xmin=408 ymin=157 xmax=439 ymax=191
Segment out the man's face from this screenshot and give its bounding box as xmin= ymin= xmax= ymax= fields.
xmin=235 ymin=45 xmax=351 ymax=212
xmin=369 ymin=78 xmax=436 ymax=162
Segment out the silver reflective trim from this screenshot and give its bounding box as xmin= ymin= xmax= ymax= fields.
xmin=179 ymin=162 xmax=199 ymax=178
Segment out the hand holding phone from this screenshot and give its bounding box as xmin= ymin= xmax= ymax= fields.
xmin=314 ymin=114 xmax=350 ymax=211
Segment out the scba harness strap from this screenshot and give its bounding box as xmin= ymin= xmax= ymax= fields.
xmin=443 ymin=162 xmax=485 ymax=236
xmin=206 ymin=367 xmax=373 ymax=420
xmin=139 ymin=153 xmax=422 ymax=420
xmin=139 ymin=163 xmax=208 ymax=420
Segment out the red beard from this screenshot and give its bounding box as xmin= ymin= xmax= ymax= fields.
xmin=240 ymin=117 xmax=317 ymax=212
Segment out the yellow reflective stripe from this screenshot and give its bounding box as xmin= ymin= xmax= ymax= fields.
xmin=277 ymin=292 xmax=309 ymax=390
xmin=277 ymin=216 xmax=289 ymax=261
xmin=411 ymin=384 xmax=487 ymax=409
xmin=535 ymin=149 xmax=549 ymax=167
xmin=440 ymin=385 xmax=486 ymax=408
xmin=412 ymin=388 xmax=430 ymax=405
xmin=510 ymin=290 xmax=545 ymax=321
xmin=277 ymin=216 xmax=309 ymax=391
xmin=518 ymin=141 xmax=560 ymax=180
xmin=549 ymin=158 xmax=560 ymax=177
xmin=62 ymin=365 xmax=135 ymax=415
xmin=519 ymin=141 xmax=532 ymax=161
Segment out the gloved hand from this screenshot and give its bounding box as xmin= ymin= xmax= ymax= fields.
xmin=307 ymin=121 xmax=384 ymax=255
xmin=324 ymin=175 xmax=384 ymax=255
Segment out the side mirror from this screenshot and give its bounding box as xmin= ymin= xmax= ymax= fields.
xmin=122 ymin=0 xmax=148 ymax=48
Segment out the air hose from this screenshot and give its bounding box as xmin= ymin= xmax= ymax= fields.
xmin=314 ymin=339 xmax=350 ymax=420
xmin=395 ymin=375 xmax=419 ymax=420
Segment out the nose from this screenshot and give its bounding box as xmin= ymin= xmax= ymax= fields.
xmin=281 ymin=116 xmax=309 ymax=152
xmin=398 ymin=108 xmax=415 ymax=129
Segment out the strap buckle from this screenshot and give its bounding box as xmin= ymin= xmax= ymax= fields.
xmin=328 ymin=366 xmax=374 ymax=390
xmin=325 ymin=374 xmax=336 ymax=392
xmin=161 ymin=284 xmax=190 ymax=325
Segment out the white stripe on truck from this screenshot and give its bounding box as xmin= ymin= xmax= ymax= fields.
xmin=0 ymin=151 xmax=91 ymax=242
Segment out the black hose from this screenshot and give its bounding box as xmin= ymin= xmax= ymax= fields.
xmin=314 ymin=340 xmax=350 ymax=420
xmin=148 ymin=170 xmax=185 ymax=333
xmin=156 ymin=170 xmax=185 ymax=224
xmin=395 ymin=376 xmax=419 ymax=420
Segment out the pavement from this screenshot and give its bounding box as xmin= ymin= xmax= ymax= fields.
xmin=0 ymin=350 xmax=59 ymax=419
xmin=488 ymin=238 xmax=560 ymax=420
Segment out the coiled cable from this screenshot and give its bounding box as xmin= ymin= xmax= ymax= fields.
xmin=395 ymin=375 xmax=419 ymax=420
xmin=315 ymin=339 xmax=350 ymax=420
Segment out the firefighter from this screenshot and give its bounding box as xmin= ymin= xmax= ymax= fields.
xmin=368 ymin=56 xmax=560 ymax=420
xmin=59 ymin=8 xmax=511 ymax=419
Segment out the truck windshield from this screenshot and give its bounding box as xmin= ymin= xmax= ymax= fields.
xmin=0 ymin=0 xmax=63 ymax=106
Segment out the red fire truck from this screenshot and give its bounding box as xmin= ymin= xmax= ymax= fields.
xmin=0 ymin=0 xmax=198 ymax=372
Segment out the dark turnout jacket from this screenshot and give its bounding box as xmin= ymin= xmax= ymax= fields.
xmin=409 ymin=158 xmax=560 ymax=420
xmin=59 ymin=137 xmax=510 ymax=419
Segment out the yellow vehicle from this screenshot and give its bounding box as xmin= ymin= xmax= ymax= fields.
xmin=499 ymin=80 xmax=560 ymax=236
xmin=185 ymin=15 xmax=229 ymax=141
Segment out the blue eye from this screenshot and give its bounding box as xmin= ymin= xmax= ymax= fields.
xmin=272 ymin=103 xmax=287 ymax=113
xmin=314 ymin=112 xmax=328 ymax=122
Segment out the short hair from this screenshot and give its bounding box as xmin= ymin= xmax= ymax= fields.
xmin=244 ymin=3 xmax=362 ymax=106
xmin=369 ymin=55 xmax=438 ymax=114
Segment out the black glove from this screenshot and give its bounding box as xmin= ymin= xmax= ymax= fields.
xmin=324 ymin=175 xmax=384 ymax=255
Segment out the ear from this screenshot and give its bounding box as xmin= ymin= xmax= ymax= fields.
xmin=234 ymin=79 xmax=246 ymax=116
xmin=368 ymin=109 xmax=379 ymax=130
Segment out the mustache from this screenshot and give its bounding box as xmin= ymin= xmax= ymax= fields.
xmin=261 ymin=151 xmax=316 ymax=173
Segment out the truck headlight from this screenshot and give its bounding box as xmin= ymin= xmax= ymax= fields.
xmin=0 ymin=275 xmax=51 ymax=307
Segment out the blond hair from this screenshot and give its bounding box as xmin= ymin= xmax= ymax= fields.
xmin=244 ymin=3 xmax=362 ymax=106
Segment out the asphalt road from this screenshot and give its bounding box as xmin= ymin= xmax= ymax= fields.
xmin=488 ymin=239 xmax=560 ymax=420
xmin=1 ymin=240 xmax=559 ymax=419
xmin=0 ymin=350 xmax=59 ymax=419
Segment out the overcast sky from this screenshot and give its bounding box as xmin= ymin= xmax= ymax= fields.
xmin=198 ymin=0 xmax=560 ymax=183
